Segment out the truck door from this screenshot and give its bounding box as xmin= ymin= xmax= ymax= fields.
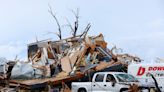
xmin=92 ymin=74 xmax=109 ymax=92
xmin=104 ymin=74 xmax=119 ymax=92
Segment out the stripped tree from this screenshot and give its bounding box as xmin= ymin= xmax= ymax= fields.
xmin=66 ymin=9 xmax=79 ymax=37
xmin=66 ymin=9 xmax=91 ymax=38
xmin=48 ymin=5 xmax=62 ymax=40
xmin=48 ymin=7 xmax=91 ymax=39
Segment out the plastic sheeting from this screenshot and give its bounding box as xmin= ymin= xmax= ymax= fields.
xmin=0 ymin=57 xmax=8 ymax=75
xmin=10 ymin=62 xmax=34 ymax=79
xmin=0 ymin=57 xmax=8 ymax=65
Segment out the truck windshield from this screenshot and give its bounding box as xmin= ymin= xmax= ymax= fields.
xmin=115 ymin=74 xmax=138 ymax=82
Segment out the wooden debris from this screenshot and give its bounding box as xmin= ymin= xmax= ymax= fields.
xmin=0 ymin=33 xmax=142 ymax=91
xmin=128 ymin=84 xmax=139 ymax=92
xmin=61 ymin=56 xmax=72 ymax=74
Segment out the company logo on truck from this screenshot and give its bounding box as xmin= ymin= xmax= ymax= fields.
xmin=137 ymin=66 xmax=164 ymax=77
xmin=137 ymin=67 xmax=145 ymax=76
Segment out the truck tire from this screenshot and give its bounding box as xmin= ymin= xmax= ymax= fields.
xmin=78 ymin=88 xmax=87 ymax=92
xmin=120 ymin=88 xmax=128 ymax=92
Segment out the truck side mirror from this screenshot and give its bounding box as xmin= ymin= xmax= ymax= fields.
xmin=112 ymin=82 xmax=115 ymax=87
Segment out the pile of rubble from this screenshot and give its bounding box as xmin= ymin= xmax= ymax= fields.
xmin=0 ymin=32 xmax=141 ymax=90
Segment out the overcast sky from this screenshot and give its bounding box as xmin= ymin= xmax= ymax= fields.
xmin=0 ymin=0 xmax=164 ymax=62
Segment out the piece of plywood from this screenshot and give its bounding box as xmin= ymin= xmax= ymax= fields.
xmin=61 ymin=56 xmax=72 ymax=74
xmin=68 ymin=51 xmax=81 ymax=67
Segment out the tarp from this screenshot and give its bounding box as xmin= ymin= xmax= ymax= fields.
xmin=10 ymin=62 xmax=34 ymax=79
xmin=0 ymin=57 xmax=8 ymax=65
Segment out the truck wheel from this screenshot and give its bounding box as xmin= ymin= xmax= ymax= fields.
xmin=120 ymin=88 xmax=128 ymax=92
xmin=78 ymin=88 xmax=87 ymax=92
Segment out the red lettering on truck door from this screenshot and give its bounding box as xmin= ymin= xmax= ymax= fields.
xmin=137 ymin=67 xmax=145 ymax=76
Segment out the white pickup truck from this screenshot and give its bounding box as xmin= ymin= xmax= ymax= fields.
xmin=72 ymin=72 xmax=140 ymax=92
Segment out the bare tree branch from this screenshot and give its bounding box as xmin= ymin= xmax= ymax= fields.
xmin=71 ymin=8 xmax=79 ymax=37
xmin=48 ymin=5 xmax=62 ymax=40
xmin=66 ymin=18 xmax=74 ymax=33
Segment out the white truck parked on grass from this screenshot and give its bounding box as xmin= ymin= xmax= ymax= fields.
xmin=72 ymin=72 xmax=140 ymax=92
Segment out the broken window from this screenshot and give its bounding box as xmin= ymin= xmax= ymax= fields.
xmin=28 ymin=44 xmax=39 ymax=58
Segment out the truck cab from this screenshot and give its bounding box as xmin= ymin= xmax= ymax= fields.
xmin=72 ymin=72 xmax=139 ymax=92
